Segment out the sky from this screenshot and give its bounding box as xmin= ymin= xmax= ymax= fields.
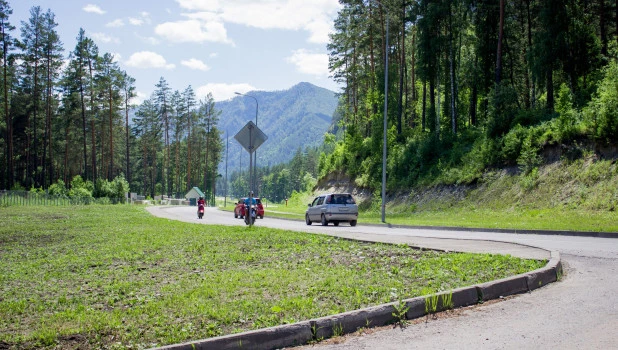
xmin=11 ymin=0 xmax=343 ymax=103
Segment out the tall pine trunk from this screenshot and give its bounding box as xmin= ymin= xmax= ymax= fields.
xmin=496 ymin=0 xmax=504 ymax=84
xmin=449 ymin=3 xmax=457 ymax=134
xmin=3 ymin=27 xmax=12 ymax=189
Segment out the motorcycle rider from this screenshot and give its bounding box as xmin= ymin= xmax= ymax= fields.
xmin=197 ymin=196 xmax=205 ymax=218
xmin=244 ymin=192 xmax=257 ymax=223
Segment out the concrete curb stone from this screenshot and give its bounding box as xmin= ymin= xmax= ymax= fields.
xmin=312 ymin=303 xmax=396 ymax=340
xmin=527 ymin=251 xmax=561 ymax=291
xmin=155 ymin=321 xmax=313 ymax=350
xmin=476 ymin=275 xmax=529 ymax=302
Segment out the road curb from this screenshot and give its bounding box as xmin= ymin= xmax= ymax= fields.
xmin=363 ymin=222 xmax=618 ymax=238
xmin=151 ymin=245 xmax=561 ymax=350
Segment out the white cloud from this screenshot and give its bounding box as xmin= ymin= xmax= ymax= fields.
xmin=155 ymin=18 xmax=233 ymax=45
xmin=129 ymin=17 xmax=144 ymax=26
xmin=91 ymin=32 xmax=121 ymax=44
xmin=129 ymin=12 xmax=150 ymax=26
xmin=106 ymin=19 xmax=124 ymax=28
xmin=181 ymin=58 xmax=210 ymax=71
xmin=135 ymin=34 xmax=160 ymax=45
xmin=196 ymin=83 xmax=256 ymax=102
xmin=125 ymin=51 xmax=175 ymax=70
xmin=83 ymin=4 xmax=106 ymax=15
xmin=175 ymin=0 xmax=341 ymax=44
xmin=286 ymin=49 xmax=329 ymax=77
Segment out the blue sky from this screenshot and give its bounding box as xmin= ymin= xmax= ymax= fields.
xmin=11 ymin=0 xmax=343 ymax=103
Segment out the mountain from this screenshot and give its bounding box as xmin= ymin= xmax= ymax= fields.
xmin=216 ymin=82 xmax=339 ymax=173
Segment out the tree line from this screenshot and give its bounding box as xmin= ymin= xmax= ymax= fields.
xmin=0 ymin=2 xmax=223 ymax=200
xmin=323 ymin=0 xmax=618 ymax=191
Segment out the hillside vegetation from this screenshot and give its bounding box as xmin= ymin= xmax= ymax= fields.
xmin=309 ymin=155 xmax=618 ymax=233
xmin=308 ymin=1 xmax=618 ymax=226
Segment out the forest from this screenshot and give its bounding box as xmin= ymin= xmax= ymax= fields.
xmin=0 ymin=2 xmax=224 ymax=201
xmin=2 ymin=0 xmax=618 ymax=204
xmin=320 ymin=0 xmax=618 ymax=193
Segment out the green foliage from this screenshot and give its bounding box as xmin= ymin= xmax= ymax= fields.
xmin=68 ymin=175 xmax=93 ymax=198
xmin=487 ymin=83 xmax=519 ymax=138
xmin=47 ymin=180 xmax=67 ymax=196
xmin=391 ymin=299 xmax=409 ymax=326
xmin=517 ymin=135 xmax=542 ymax=175
xmin=111 ymin=175 xmax=130 ymax=199
xmin=584 ymin=57 xmax=618 ymax=143
xmin=555 ymin=83 xmax=583 ymax=141
xmin=502 ymin=125 xmax=528 ymax=165
xmin=95 ymin=178 xmax=114 ymax=198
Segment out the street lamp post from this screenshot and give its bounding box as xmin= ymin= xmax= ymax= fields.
xmin=381 ymin=12 xmax=388 ymax=223
xmin=235 ymin=92 xmax=259 ymax=195
xmin=369 ymin=0 xmax=389 ymax=223
xmin=224 ymin=132 xmax=229 ymax=207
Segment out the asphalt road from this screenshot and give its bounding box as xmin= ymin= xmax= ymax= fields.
xmin=146 ymin=206 xmax=618 ymax=349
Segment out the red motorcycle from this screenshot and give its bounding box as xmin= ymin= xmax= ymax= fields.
xmin=197 ymin=204 xmax=205 ymax=219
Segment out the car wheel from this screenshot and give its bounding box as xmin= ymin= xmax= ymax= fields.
xmin=259 ymin=215 xmax=264 ymax=219
xmin=350 ymin=220 xmax=357 ymax=227
xmin=305 ymin=214 xmax=312 ymax=225
xmin=321 ymin=214 xmax=328 ymax=226
xmin=234 ymin=212 xmax=238 ymax=218
xmin=334 ymin=222 xmax=339 ymax=226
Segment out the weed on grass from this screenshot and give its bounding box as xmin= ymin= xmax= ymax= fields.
xmin=0 ymin=205 xmax=545 ymax=349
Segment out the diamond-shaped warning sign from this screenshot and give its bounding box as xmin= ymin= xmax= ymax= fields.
xmin=234 ymin=121 xmax=267 ymax=154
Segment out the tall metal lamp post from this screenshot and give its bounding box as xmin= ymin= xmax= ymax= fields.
xmin=224 ymin=132 xmax=229 ymax=207
xmin=369 ymin=0 xmax=389 ymax=223
xmin=381 ymin=16 xmax=388 ymax=223
xmin=235 ymin=92 xmax=259 ymax=194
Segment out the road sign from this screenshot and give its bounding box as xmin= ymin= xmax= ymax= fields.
xmin=234 ymin=121 xmax=267 ymax=154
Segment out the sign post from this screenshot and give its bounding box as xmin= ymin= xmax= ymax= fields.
xmin=234 ymin=121 xmax=268 ymax=226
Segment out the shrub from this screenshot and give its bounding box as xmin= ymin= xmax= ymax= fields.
xmin=502 ymin=125 xmax=527 ymax=165
xmin=48 ymin=180 xmax=67 ymax=196
xmin=584 ymin=57 xmax=618 ymax=143
xmin=111 ymin=175 xmax=130 ymax=199
xmin=68 ymin=187 xmax=93 ymax=198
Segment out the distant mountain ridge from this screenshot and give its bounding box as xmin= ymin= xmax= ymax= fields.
xmin=216 ymin=82 xmax=338 ymax=172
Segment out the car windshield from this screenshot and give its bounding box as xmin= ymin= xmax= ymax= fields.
xmin=240 ymin=198 xmax=262 ymax=205
xmin=332 ymin=194 xmax=355 ymax=205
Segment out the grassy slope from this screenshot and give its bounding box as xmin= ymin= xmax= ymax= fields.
xmin=268 ymin=159 xmax=618 ymax=232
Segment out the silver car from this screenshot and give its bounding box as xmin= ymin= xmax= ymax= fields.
xmin=305 ymin=193 xmax=358 ymax=226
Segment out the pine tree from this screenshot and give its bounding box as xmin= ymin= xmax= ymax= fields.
xmin=0 ymin=0 xmax=15 ymax=189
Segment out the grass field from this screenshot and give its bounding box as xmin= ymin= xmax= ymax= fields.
xmin=0 ymin=204 xmax=545 ymax=349
xmin=242 ymin=200 xmax=618 ymax=232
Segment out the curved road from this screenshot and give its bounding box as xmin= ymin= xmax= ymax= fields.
xmin=146 ymin=206 xmax=618 ymax=349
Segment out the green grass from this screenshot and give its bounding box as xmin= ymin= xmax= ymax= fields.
xmin=258 ymin=199 xmax=618 ymax=232
xmin=361 ymin=208 xmax=618 ymax=232
xmin=0 ymin=205 xmax=545 ymax=349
